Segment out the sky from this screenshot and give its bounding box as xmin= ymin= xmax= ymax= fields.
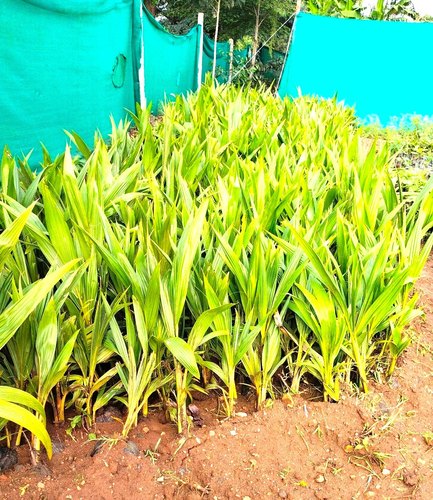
xmin=364 ymin=0 xmax=433 ymax=16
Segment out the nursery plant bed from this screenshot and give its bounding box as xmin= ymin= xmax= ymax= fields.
xmin=2 ymin=260 xmax=433 ymax=499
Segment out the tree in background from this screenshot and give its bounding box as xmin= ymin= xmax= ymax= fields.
xmin=369 ymin=0 xmax=417 ymax=20
xmin=307 ymin=0 xmax=364 ymax=18
xmin=144 ymin=0 xmax=420 ymax=55
xmin=306 ymin=0 xmax=418 ymax=19
xmin=147 ymin=0 xmax=295 ymax=53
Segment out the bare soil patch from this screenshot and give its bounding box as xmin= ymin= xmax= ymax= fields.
xmin=2 ymin=260 xmax=433 ymax=500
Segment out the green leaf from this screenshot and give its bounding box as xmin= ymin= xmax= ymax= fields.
xmin=0 ymin=388 xmax=52 ymax=458
xmin=39 ymin=184 xmax=76 ymax=264
xmin=170 ymin=202 xmax=208 ymax=325
xmin=40 ymin=332 xmax=79 ymax=400
xmin=0 ymin=386 xmax=46 ymax=422
xmin=164 ymin=337 xmax=200 ymax=379
xmin=234 ymin=324 xmax=261 ymax=365
xmin=65 ymin=131 xmax=92 ymax=159
xmin=199 ymin=359 xmax=226 ymax=382
xmin=0 ymin=260 xmax=79 ymax=349
xmin=143 ymin=264 xmax=161 ymax=334
xmin=0 ymin=203 xmax=35 ymax=270
xmin=188 ymin=304 xmax=233 ymax=351
xmin=36 ymin=298 xmax=58 ymax=383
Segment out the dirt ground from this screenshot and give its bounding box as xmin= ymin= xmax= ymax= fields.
xmin=2 ymin=260 xmax=433 ymax=499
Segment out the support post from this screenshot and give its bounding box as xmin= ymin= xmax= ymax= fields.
xmin=212 ymin=0 xmax=221 ymax=80
xmin=139 ymin=2 xmax=146 ymax=108
xmin=275 ymin=6 xmax=301 ymax=94
xmin=228 ymin=38 xmax=234 ymax=83
xmin=197 ymin=12 xmax=204 ymax=89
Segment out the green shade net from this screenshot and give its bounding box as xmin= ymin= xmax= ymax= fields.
xmin=279 ymin=12 xmax=433 ymax=126
xmin=143 ymin=7 xmax=200 ymax=112
xmin=234 ymin=47 xmax=250 ymax=65
xmin=259 ymin=46 xmax=284 ymax=64
xmin=0 ymin=0 xmax=140 ymax=163
xmin=202 ymin=35 xmax=231 ymax=84
xmin=259 ymin=46 xmax=285 ymax=82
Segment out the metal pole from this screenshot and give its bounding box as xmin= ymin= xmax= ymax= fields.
xmin=197 ymin=12 xmax=204 ymax=89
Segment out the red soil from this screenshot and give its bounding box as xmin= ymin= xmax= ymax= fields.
xmin=2 ymin=260 xmax=433 ymax=500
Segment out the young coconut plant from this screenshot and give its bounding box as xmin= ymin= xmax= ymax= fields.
xmin=0 ymin=204 xmax=79 ymax=458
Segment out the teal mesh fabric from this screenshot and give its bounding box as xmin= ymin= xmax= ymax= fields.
xmin=234 ymin=47 xmax=250 ymax=65
xmin=143 ymin=7 xmax=200 ymax=112
xmin=0 ymin=0 xmax=139 ymax=162
xmin=202 ymin=35 xmax=231 ymax=83
xmin=259 ymin=46 xmax=284 ymax=65
xmin=259 ymin=46 xmax=285 ymax=82
xmin=279 ymin=12 xmax=433 ymax=125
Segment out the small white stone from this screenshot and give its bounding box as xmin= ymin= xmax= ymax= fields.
xmin=209 ymin=430 xmax=216 ymax=437
xmin=157 ymin=476 xmax=165 ymax=483
xmin=382 ymin=468 xmax=391 ymax=476
xmin=315 ymin=475 xmax=325 ymax=483
xmin=230 ymin=429 xmax=237 ymax=436
xmin=236 ymin=412 xmax=248 ymax=417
